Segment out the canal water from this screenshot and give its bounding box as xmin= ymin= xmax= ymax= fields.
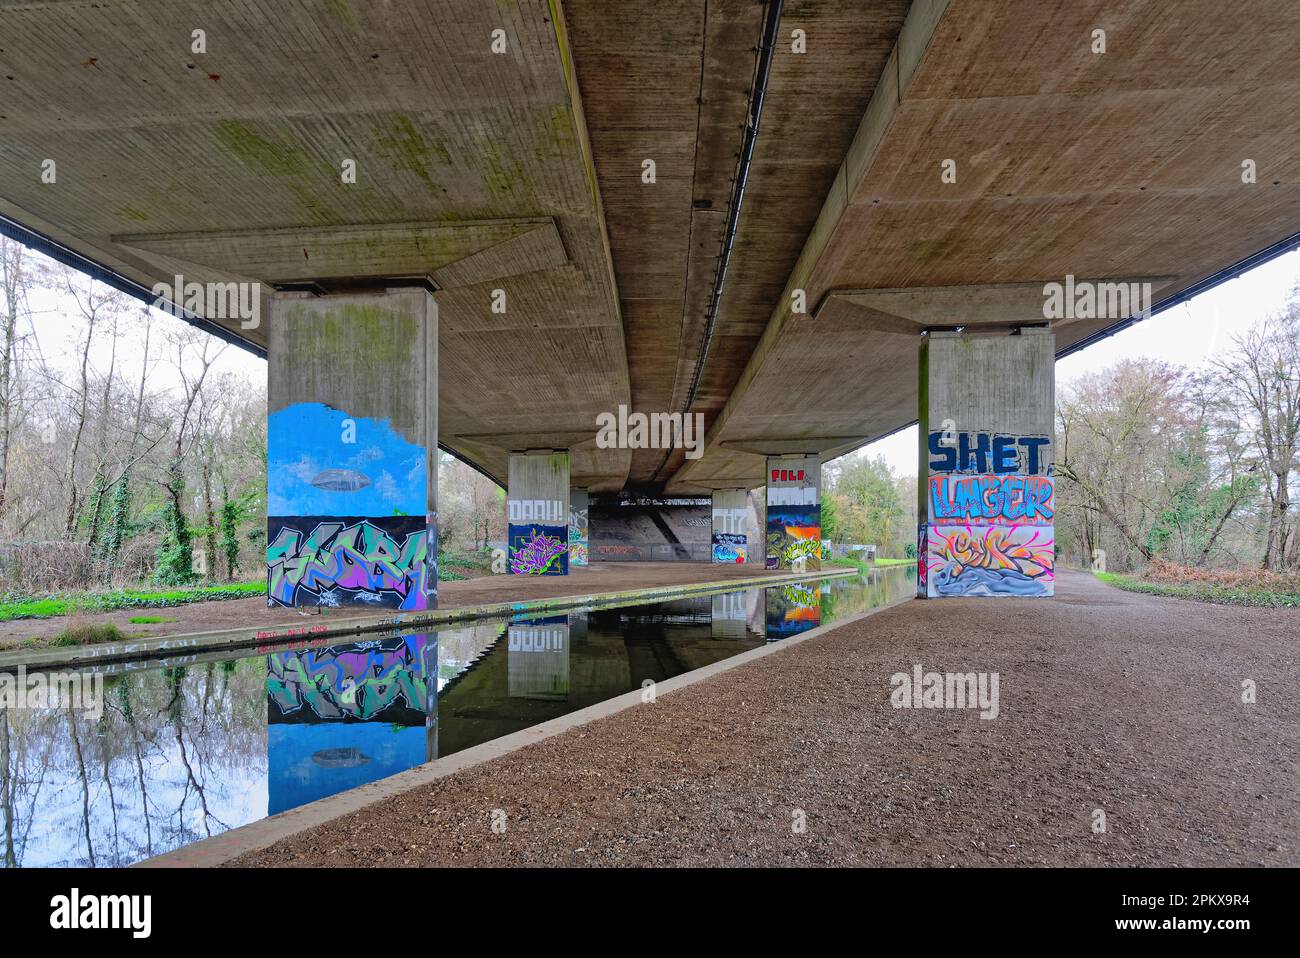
xmin=0 ymin=565 xmax=914 ymax=867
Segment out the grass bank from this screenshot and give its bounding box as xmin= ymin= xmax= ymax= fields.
xmin=0 ymin=582 xmax=266 ymax=621
xmin=1095 ymin=570 xmax=1300 ymax=608
xmin=828 ymin=556 xmax=917 ymax=573
xmin=438 ymin=549 xmax=495 ymax=581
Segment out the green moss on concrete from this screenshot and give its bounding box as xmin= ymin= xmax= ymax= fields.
xmin=217 ymin=120 xmax=306 ymax=177
xmin=481 ymin=140 xmax=525 ymax=199
xmin=290 ymin=302 xmax=420 ymax=370
xmin=547 ymin=104 xmax=575 ymax=151
xmin=373 ymin=116 xmax=448 ymax=195
xmin=324 ymin=0 xmax=356 ymax=27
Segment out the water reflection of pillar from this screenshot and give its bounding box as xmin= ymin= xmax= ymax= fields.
xmin=422 ymin=633 xmax=439 ymax=763
xmin=764 ymin=582 xmax=822 ymax=641
xmin=264 ymin=633 xmax=436 ymax=816
xmin=746 ymin=588 xmax=765 ymax=638
xmin=711 ymin=591 xmax=749 ymax=639
xmin=507 ymin=617 xmax=571 ymax=700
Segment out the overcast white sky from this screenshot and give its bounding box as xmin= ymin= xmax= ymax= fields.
xmin=19 ymin=245 xmax=1300 ymax=479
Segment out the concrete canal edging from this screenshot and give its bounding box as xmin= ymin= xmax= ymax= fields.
xmin=0 ymin=566 xmax=861 ymax=672
xmin=137 ymin=588 xmax=914 ymax=868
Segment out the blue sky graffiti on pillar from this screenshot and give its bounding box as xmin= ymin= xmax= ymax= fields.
xmin=268 ymin=402 xmax=426 ymax=516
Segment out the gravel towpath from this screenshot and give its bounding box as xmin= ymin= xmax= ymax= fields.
xmin=231 ymin=569 xmax=1299 ymax=867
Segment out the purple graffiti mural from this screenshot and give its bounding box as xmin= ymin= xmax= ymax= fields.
xmin=508 ymin=526 xmax=568 ymax=575
xmin=267 ymin=516 xmax=429 ymax=609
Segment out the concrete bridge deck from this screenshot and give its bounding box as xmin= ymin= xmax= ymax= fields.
xmin=217 ymin=569 xmax=1299 ymax=868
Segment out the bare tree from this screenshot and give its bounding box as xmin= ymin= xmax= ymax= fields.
xmin=53 ymin=267 xmax=129 ymax=536
xmin=1212 ymin=298 xmax=1300 ymax=570
xmin=0 ymin=237 xmax=31 ymax=518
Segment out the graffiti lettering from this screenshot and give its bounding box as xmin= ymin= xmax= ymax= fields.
xmin=267 ymin=517 xmax=429 ymax=610
xmin=711 ymin=532 xmax=747 ymax=564
xmin=929 ymin=475 xmax=1055 ymax=523
xmin=928 ymin=431 xmax=1051 ymax=475
xmin=925 ymin=524 xmax=1054 ymax=597
xmin=507 ymin=498 xmax=565 ymax=523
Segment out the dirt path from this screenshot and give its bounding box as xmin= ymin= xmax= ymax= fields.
xmin=230 ymin=568 xmax=1300 ymax=867
xmin=0 ymin=562 xmax=783 ymax=648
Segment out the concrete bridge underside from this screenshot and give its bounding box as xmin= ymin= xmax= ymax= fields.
xmin=1 ymin=0 xmax=1298 ymax=494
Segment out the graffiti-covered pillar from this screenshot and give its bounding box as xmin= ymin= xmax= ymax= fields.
xmin=507 ymin=451 xmax=570 ymax=575
xmin=765 ymin=457 xmax=821 ymax=571
xmin=267 ymin=289 xmax=437 ymax=610
xmin=918 ymin=328 xmax=1055 ymax=598
xmin=568 ymin=489 xmax=589 ymax=567
xmin=711 ymin=488 xmax=749 ymax=563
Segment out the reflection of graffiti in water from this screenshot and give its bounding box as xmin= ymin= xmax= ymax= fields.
xmin=312 ymin=747 xmax=370 ymax=768
xmin=926 ymin=524 xmax=1053 ymax=597
xmin=508 ymin=525 xmax=568 ymax=575
xmin=765 ymin=582 xmax=822 ymax=639
xmin=266 ymin=634 xmax=435 ymax=816
xmin=782 ymin=584 xmax=816 ymax=605
xmin=267 ymin=636 xmax=431 ymax=723
xmin=267 ymin=517 xmax=429 ymax=609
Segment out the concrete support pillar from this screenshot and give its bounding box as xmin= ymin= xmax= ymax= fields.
xmin=568 ymin=489 xmax=589 ymax=567
xmin=765 ymin=456 xmax=821 ymax=571
xmin=266 ymin=289 xmax=437 ymax=610
xmin=918 ymin=327 xmax=1055 ymax=598
xmin=507 ymin=451 xmax=570 ymax=575
xmin=710 ymin=488 xmax=749 ymax=563
xmin=747 ymin=487 xmax=766 ymax=567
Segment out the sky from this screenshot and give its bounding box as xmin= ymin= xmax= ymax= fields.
xmin=21 ymin=270 xmax=266 ymax=400
xmin=15 ymin=244 xmax=1300 ymax=480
